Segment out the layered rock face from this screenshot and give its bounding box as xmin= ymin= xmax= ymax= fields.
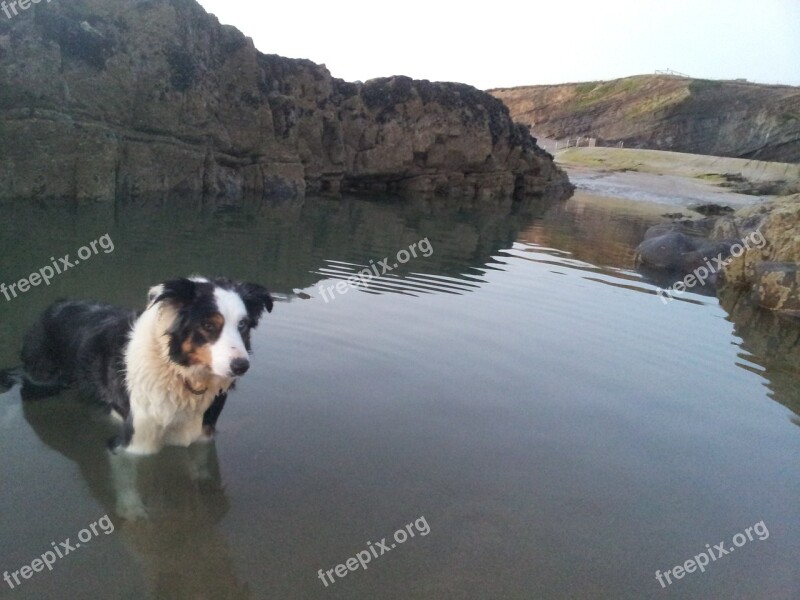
xmin=490 ymin=75 xmax=800 ymax=163
xmin=0 ymin=0 xmax=571 ymax=202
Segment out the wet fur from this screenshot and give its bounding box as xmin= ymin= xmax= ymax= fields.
xmin=14 ymin=277 xmax=272 ymax=455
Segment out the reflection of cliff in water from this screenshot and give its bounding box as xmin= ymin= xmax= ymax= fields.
xmin=517 ymin=192 xmax=662 ymax=270
xmin=0 ymin=192 xmax=563 ymax=364
xmin=0 ymin=193 xmax=563 ymax=298
xmin=719 ymin=286 xmax=800 ymax=421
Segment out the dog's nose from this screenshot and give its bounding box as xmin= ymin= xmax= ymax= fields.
xmin=230 ymin=357 xmax=250 ymax=376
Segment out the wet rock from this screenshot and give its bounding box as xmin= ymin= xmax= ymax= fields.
xmin=635 ymin=222 xmax=735 ymax=273
xmin=754 ymin=263 xmax=800 ymax=315
xmin=715 ymin=195 xmax=800 ymax=317
xmin=710 ymin=216 xmax=740 ymax=240
xmin=681 ymin=241 xmax=738 ymax=272
xmin=689 ymin=203 xmax=735 ymax=216
xmin=642 ymin=221 xmax=712 ymax=241
xmin=636 ymin=232 xmax=696 ymax=270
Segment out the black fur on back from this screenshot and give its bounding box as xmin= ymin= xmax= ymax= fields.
xmin=20 ymin=300 xmax=136 ymax=417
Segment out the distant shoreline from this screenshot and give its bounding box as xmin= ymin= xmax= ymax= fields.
xmin=554 ymin=147 xmax=799 ymax=210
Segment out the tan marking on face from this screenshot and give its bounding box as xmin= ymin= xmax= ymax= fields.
xmin=181 ymin=313 xmax=224 ymax=368
xmin=183 ymin=341 xmax=213 ymax=368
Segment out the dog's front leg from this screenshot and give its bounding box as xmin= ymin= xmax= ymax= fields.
xmin=108 ymin=449 xmax=149 ymax=521
xmin=126 ymin=410 xmax=166 ymax=455
xmin=107 ymin=411 xmax=164 ymax=520
xmin=187 ymin=439 xmax=222 ymax=485
xmin=202 ymin=391 xmax=228 ymax=439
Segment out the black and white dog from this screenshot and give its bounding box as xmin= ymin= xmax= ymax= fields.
xmin=15 ymin=276 xmax=273 ymax=455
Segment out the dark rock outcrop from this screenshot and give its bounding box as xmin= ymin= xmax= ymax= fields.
xmin=0 ymin=0 xmax=571 ymax=202
xmin=490 ymin=75 xmax=800 ymax=163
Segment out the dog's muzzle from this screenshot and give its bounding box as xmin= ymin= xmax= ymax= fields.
xmin=230 ymin=357 xmax=250 ymax=376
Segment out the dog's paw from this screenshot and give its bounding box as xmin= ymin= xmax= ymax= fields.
xmin=189 ymin=462 xmax=213 ymax=483
xmin=116 ymin=495 xmax=149 ymax=521
xmin=200 ymin=424 xmax=217 ymax=441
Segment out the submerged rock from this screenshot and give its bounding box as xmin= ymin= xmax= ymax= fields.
xmin=0 ymin=0 xmax=572 ymax=203
xmin=635 ymin=231 xmax=697 ymax=270
xmin=635 ymin=223 xmax=735 ymax=274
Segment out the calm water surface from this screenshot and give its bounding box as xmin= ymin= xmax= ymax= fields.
xmin=0 ymin=192 xmax=798 ymax=600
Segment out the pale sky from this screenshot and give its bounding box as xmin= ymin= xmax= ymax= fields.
xmin=197 ymin=0 xmax=800 ymax=89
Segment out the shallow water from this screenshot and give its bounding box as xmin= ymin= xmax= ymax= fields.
xmin=0 ymin=193 xmax=798 ymax=600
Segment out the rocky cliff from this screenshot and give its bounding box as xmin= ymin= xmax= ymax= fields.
xmin=0 ymin=0 xmax=571 ymax=202
xmin=490 ymin=75 xmax=800 ymax=163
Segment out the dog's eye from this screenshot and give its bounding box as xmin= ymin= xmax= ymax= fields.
xmin=203 ymin=321 xmax=217 ymax=333
xmin=238 ymin=318 xmax=249 ymax=331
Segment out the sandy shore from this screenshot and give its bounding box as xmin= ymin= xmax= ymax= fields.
xmin=555 ymin=147 xmax=799 ymax=209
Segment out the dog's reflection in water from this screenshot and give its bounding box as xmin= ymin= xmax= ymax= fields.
xmin=21 ymin=392 xmax=251 ymax=600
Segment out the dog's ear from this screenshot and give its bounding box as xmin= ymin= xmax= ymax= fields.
xmin=236 ymin=282 xmax=273 ymax=325
xmin=147 ymin=284 xmax=164 ymax=307
xmin=152 ymin=278 xmax=198 ymax=307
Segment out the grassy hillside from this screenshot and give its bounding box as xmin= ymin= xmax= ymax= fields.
xmin=490 ymin=75 xmax=800 ymax=163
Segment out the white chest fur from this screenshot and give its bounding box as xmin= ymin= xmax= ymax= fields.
xmin=124 ymin=305 xmax=231 ymax=455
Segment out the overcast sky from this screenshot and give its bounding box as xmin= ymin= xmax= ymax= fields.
xmin=197 ymin=0 xmax=799 ymax=89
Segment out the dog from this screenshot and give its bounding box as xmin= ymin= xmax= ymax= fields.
xmin=14 ymin=276 xmax=273 ymax=456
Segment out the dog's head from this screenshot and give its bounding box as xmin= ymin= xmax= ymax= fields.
xmin=148 ymin=277 xmax=273 ymax=379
